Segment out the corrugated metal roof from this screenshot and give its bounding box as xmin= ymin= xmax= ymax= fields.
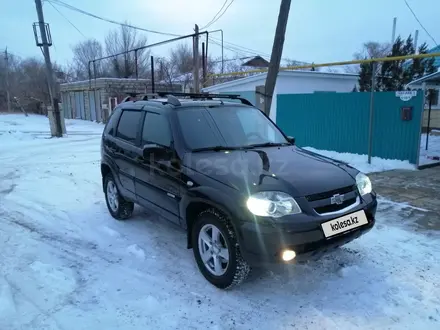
xmin=428 ymin=45 xmax=440 ymax=68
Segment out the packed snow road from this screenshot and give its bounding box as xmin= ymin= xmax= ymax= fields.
xmin=1 ymin=115 xmax=439 ymax=330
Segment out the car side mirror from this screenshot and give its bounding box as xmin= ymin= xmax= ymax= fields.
xmin=143 ymin=144 xmax=169 ymax=160
xmin=287 ymin=136 xmax=295 ymax=145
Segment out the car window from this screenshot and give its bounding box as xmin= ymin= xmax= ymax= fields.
xmin=176 ymin=106 xmax=287 ymax=150
xmin=142 ymin=112 xmax=172 ymax=147
xmin=104 ymin=107 xmax=121 ymax=135
xmin=116 ymin=110 xmax=142 ymax=143
xmin=175 ymin=109 xmax=223 ymax=150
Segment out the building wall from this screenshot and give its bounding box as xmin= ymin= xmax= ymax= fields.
xmin=202 ymin=72 xmax=358 ymax=121
xmin=60 ymin=78 xmax=183 ymax=123
xmin=423 ymin=109 xmax=440 ymax=129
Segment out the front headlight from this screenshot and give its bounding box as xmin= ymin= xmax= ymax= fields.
xmin=356 ymin=172 xmax=372 ymax=196
xmin=246 ymin=191 xmax=301 ymax=218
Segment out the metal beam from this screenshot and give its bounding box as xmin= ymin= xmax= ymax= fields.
xmin=210 ymin=52 xmax=440 ymax=78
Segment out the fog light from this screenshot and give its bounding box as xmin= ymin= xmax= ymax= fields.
xmin=282 ymin=250 xmax=296 ymax=261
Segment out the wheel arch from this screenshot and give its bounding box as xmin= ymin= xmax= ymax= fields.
xmin=182 ymin=188 xmax=244 ymax=249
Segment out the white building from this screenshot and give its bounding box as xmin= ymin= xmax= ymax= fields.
xmin=407 ymin=70 xmax=440 ymax=130
xmin=202 ymin=70 xmax=359 ymax=121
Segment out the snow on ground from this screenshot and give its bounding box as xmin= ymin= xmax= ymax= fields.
xmin=1 ymin=114 xmax=440 ymax=330
xmin=419 ymin=133 xmax=440 ymax=166
xmin=303 ymin=147 xmax=416 ymax=174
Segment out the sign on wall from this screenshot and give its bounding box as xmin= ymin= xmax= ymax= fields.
xmin=396 ymin=91 xmax=417 ymax=102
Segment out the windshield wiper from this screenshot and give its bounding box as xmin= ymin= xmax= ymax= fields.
xmin=243 ymin=142 xmax=289 ymax=149
xmin=191 ymin=145 xmax=242 ymax=152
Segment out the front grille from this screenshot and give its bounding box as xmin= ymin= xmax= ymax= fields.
xmin=314 ymin=197 xmax=357 ymax=214
xmin=305 ymin=185 xmax=356 ymax=202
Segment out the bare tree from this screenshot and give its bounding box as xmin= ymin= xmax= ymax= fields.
xmin=105 ymin=23 xmax=150 ymax=78
xmin=354 ymin=41 xmax=391 ymax=59
xmin=71 ymin=39 xmax=105 ymax=80
xmin=170 ymin=43 xmax=193 ymax=74
xmin=352 ymin=41 xmax=391 ymax=74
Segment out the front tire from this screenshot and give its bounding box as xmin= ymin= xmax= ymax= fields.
xmin=192 ymin=209 xmax=251 ymax=289
xmin=104 ymin=173 xmax=134 ymax=220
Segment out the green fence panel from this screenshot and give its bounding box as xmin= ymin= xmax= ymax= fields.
xmin=276 ymin=91 xmax=423 ymax=164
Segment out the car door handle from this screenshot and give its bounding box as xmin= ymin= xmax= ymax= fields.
xmin=135 ymin=156 xmax=144 ymax=163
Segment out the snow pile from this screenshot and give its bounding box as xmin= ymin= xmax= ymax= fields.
xmin=1 ymin=114 xmax=440 ymax=329
xmin=303 ymin=147 xmax=416 ymax=174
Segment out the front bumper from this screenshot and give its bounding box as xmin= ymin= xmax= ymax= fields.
xmin=238 ymin=194 xmax=378 ymax=266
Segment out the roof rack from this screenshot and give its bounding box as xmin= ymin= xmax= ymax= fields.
xmin=155 ymin=92 xmax=254 ymax=106
xmin=120 ymin=91 xmax=254 ymax=107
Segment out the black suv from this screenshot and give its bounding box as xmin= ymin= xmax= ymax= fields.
xmin=100 ymin=92 xmax=377 ymax=289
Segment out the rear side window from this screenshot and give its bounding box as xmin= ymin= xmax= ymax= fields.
xmin=104 ymin=107 xmax=121 ymax=135
xmin=116 ymin=110 xmax=142 ymax=143
xmin=142 ymin=113 xmax=172 ymax=147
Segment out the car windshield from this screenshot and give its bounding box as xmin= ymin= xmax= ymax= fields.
xmin=176 ymin=105 xmax=289 ymax=150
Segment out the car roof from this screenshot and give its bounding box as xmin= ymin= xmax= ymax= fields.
xmin=118 ymin=97 xmax=254 ymax=112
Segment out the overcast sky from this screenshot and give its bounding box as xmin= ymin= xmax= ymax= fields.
xmin=2 ymin=0 xmax=439 ymax=67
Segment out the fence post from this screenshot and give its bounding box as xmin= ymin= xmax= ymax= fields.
xmin=425 ymin=89 xmax=433 ymax=150
xmin=367 ymin=62 xmax=377 ymax=164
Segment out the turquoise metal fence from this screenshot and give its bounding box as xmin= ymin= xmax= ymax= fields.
xmin=276 ymin=91 xmax=423 ymax=164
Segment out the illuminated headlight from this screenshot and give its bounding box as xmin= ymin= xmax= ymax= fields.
xmin=356 ymin=172 xmax=372 ymax=196
xmin=246 ymin=191 xmax=301 ymax=218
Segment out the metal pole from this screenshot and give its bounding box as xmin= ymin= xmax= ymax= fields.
xmin=367 ymin=62 xmax=377 ymax=164
xmin=264 ymin=0 xmax=292 ymax=116
xmin=88 ymin=61 xmax=92 ymax=89
xmin=220 ymin=30 xmax=224 ymax=74
xmin=34 ymin=0 xmax=62 ymax=137
xmin=414 ymin=30 xmax=419 ymax=53
xmin=391 ymin=17 xmax=397 ymax=44
xmin=193 ymin=24 xmax=200 ymax=93
xmin=135 ymin=50 xmax=138 ymax=79
xmin=207 ymin=29 xmax=224 ymax=73
xmin=150 ymin=56 xmax=155 ymax=93
xmin=4 ymin=48 xmax=11 ymax=112
xmin=426 ymin=89 xmax=432 ymax=150
xmin=202 ymin=42 xmax=206 ymax=88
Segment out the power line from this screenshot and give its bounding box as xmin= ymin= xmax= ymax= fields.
xmin=209 ymin=37 xmax=251 ymax=57
xmin=201 ymin=0 xmax=229 ymax=30
xmin=210 ymin=36 xmax=271 ymax=58
xmin=203 ymin=0 xmax=236 ymax=30
xmin=48 ymin=0 xmax=180 ymax=37
xmin=404 ymin=0 xmax=438 ymax=46
xmin=47 ymin=0 xmax=87 ymax=38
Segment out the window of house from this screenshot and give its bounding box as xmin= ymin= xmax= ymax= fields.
xmin=116 ymin=110 xmax=142 ymax=143
xmin=430 ymin=89 xmax=439 ymax=106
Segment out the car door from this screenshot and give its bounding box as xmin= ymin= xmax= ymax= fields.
xmin=135 ymin=111 xmax=182 ymax=226
xmin=110 ymin=109 xmax=143 ymax=195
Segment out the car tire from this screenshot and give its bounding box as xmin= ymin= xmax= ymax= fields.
xmin=104 ymin=172 xmax=134 ymax=220
xmin=192 ymin=209 xmax=251 ymax=289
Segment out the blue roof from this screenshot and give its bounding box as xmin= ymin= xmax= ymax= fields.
xmin=402 ymin=45 xmax=440 ymax=69
xmin=428 ymin=45 xmax=440 ymax=68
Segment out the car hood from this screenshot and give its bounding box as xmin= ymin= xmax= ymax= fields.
xmin=184 ymin=146 xmax=357 ymax=197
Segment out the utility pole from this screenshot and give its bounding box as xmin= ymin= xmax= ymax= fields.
xmin=4 ymin=48 xmax=11 ymax=112
xmin=391 ymin=17 xmax=397 ymax=45
xmin=193 ymin=24 xmax=200 ymax=93
xmin=414 ymin=29 xmax=419 ymax=54
xmin=263 ymin=0 xmax=291 ymax=116
xmin=34 ymin=0 xmax=63 ymax=137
